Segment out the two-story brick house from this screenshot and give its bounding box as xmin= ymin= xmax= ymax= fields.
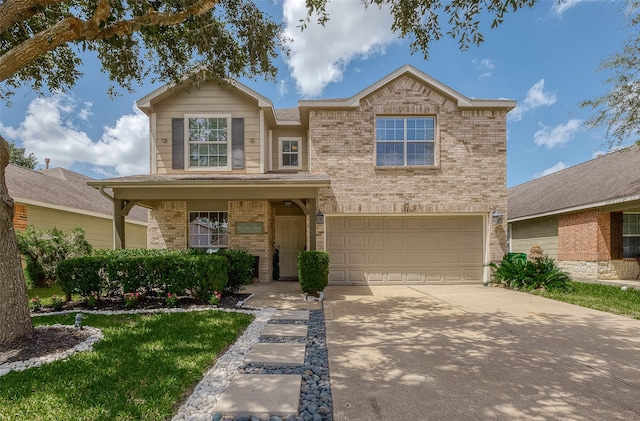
xmin=89 ymin=64 xmax=516 ymax=285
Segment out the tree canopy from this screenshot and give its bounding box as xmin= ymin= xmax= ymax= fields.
xmin=8 ymin=141 xmax=38 ymax=169
xmin=581 ymin=0 xmax=640 ymax=147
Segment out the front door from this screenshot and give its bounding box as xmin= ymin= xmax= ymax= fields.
xmin=275 ymin=216 xmax=306 ymax=279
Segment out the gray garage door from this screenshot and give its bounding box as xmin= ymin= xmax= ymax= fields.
xmin=326 ymin=215 xmax=484 ymax=285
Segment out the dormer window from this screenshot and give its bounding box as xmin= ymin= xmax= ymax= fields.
xmin=186 ymin=115 xmax=231 ymax=169
xmin=375 ymin=117 xmax=435 ymax=167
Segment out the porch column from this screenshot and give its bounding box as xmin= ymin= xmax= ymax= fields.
xmin=113 ymin=199 xmax=126 ymax=249
xmin=309 ymin=197 xmax=317 ymax=251
xmin=113 ymin=199 xmax=139 ymax=249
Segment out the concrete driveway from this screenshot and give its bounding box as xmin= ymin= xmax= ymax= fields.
xmin=323 ymin=285 xmax=640 ymax=420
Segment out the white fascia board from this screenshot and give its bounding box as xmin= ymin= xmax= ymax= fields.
xmin=508 ymin=193 xmax=640 ymax=222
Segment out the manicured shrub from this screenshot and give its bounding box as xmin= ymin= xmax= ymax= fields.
xmin=55 ymin=249 xmax=228 ymax=301
xmin=17 ymin=226 xmax=92 ymax=287
xmin=215 ymin=249 xmax=255 ymax=294
xmin=298 ymin=251 xmax=329 ymax=295
xmin=56 ymin=255 xmax=103 ymax=299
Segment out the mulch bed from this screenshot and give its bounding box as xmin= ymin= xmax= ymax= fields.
xmin=1 ymin=293 xmax=251 ymax=367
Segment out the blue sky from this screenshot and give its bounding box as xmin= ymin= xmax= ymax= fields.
xmin=0 ymin=0 xmax=633 ymax=186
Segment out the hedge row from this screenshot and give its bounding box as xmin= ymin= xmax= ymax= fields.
xmin=56 ymin=248 xmax=255 ymax=300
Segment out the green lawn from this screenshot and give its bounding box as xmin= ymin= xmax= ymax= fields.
xmin=532 ymin=281 xmax=640 ymax=320
xmin=27 ymin=283 xmax=81 ymax=306
xmin=0 ymin=310 xmax=253 ymax=421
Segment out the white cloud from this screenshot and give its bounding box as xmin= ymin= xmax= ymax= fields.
xmin=534 ymin=162 xmax=568 ymax=178
xmin=282 ymin=0 xmax=396 ymax=97
xmin=509 ymin=79 xmax=557 ymax=121
xmin=0 ymin=94 xmax=148 ymax=177
xmin=533 ymin=119 xmax=583 ymax=148
xmin=551 ymin=0 xmax=590 ymax=16
xmin=472 ymin=58 xmax=496 ymax=79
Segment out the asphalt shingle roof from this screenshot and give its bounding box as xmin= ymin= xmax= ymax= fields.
xmin=6 ymin=164 xmax=147 ymax=222
xmin=507 ymin=145 xmax=640 ymax=220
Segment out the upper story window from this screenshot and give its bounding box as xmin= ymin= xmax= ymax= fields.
xmin=279 ymin=137 xmax=301 ymax=169
xmin=623 ymin=213 xmax=640 ymax=258
xmin=376 ymin=117 xmax=435 ymax=167
xmin=187 ymin=115 xmax=231 ymax=169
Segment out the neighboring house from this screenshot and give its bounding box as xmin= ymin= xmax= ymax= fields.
xmin=88 ymin=64 xmax=515 ymax=284
xmin=7 ymin=163 xmax=148 ymax=249
xmin=508 ymin=145 xmax=640 ymax=281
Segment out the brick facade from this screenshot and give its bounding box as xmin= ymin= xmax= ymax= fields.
xmin=228 ymin=200 xmax=273 ymax=282
xmin=557 ymin=210 xmax=636 ymax=280
xmin=147 ymin=201 xmax=187 ymax=249
xmin=12 ymin=203 xmax=28 ymax=231
xmin=310 ymin=75 xmax=508 ymax=262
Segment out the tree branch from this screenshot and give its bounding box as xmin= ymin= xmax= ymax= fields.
xmin=0 ymin=0 xmax=220 ymax=83
xmin=0 ymin=0 xmax=66 ymax=33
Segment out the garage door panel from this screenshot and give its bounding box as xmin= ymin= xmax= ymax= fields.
xmin=327 ymin=216 xmax=484 ymax=285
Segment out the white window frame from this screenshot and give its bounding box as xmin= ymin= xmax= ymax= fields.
xmin=188 ymin=211 xmax=229 ymax=250
xmin=375 ymin=116 xmax=436 ymax=167
xmin=623 ymin=212 xmax=640 ymax=258
xmin=185 ymin=114 xmax=232 ymax=171
xmin=278 ymin=137 xmax=302 ymax=170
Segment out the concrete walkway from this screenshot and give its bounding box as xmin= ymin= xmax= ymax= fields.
xmin=323 ymin=285 xmax=640 ymax=420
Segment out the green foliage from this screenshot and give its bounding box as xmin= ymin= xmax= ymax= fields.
xmin=16 ymin=226 xmax=93 ymax=287
xmin=533 ymin=281 xmax=640 ymax=320
xmin=1 ymin=0 xmax=282 ymax=100
xmin=56 ymin=249 xmax=228 ymax=301
xmin=0 ymin=311 xmax=253 ymax=420
xmin=8 ymin=140 xmax=37 ymax=168
xmin=56 ymin=255 xmax=103 ymax=298
xmin=214 ymin=249 xmax=255 ymax=294
xmin=581 ymin=0 xmax=640 ymax=147
xmin=488 ymin=254 xmax=571 ymax=292
xmin=298 ymin=250 xmax=329 ymax=295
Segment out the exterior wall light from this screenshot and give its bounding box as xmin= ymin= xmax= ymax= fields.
xmin=283 ymin=201 xmax=292 ymax=207
xmin=316 ymin=209 xmax=324 ymax=225
xmin=491 ymin=210 xmax=504 ymax=225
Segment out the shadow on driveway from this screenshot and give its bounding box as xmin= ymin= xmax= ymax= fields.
xmin=324 ymin=285 xmax=640 ymax=420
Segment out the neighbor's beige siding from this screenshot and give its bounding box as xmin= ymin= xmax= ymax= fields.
xmin=152 ymin=81 xmax=262 ymax=174
xmin=24 ymin=204 xmax=147 ymax=249
xmin=510 ymin=216 xmax=559 ymax=259
xmin=309 ymin=74 xmax=509 ymax=264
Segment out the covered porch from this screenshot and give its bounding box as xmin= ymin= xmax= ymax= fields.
xmin=88 ymin=173 xmax=331 ymax=282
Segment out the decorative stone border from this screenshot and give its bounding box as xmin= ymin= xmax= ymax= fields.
xmin=1 ymin=304 xmax=262 ymax=378
xmin=0 ymin=324 xmax=103 ymax=377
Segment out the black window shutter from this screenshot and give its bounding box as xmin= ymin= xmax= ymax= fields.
xmin=172 ymin=118 xmax=185 ymax=169
xmin=232 ymin=118 xmax=244 ymax=169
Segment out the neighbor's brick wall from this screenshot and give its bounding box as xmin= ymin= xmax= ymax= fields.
xmin=228 ymin=200 xmax=273 ymax=282
xmin=147 ymin=201 xmax=187 ymax=249
xmin=12 ymin=203 xmax=28 ymax=231
xmin=309 ymin=74 xmax=508 ymax=262
xmin=558 ymin=210 xmax=599 ymax=261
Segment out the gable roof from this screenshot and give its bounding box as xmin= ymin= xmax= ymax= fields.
xmin=508 ymin=145 xmax=640 ymax=221
xmin=299 ymin=64 xmax=517 ymax=110
xmin=6 ymin=164 xmax=147 ymax=223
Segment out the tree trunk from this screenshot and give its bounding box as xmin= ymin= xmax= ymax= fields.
xmin=0 ymin=135 xmax=33 ymax=343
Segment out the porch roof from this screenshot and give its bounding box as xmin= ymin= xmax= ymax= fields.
xmin=87 ymin=173 xmax=332 ymax=204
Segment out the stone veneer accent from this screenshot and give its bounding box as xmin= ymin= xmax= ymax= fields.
xmin=557 ymin=210 xmax=636 ymax=280
xmin=12 ymin=203 xmax=28 ymax=231
xmin=147 ymin=201 xmax=187 ymax=249
xmin=228 ymin=200 xmax=273 ymax=283
xmin=309 ymin=74 xmax=508 ymax=262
